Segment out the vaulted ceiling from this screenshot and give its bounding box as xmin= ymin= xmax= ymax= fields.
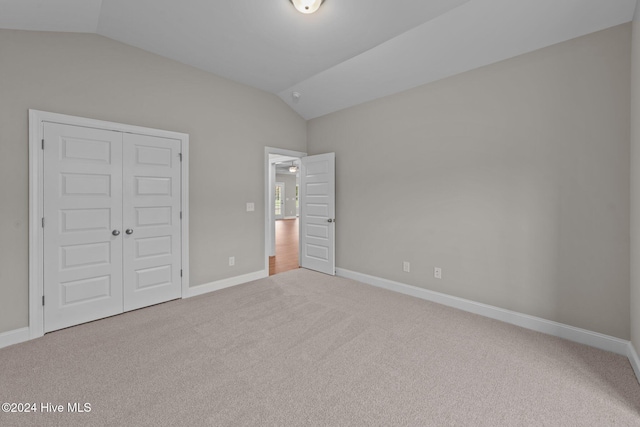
xmin=1 ymin=0 xmax=637 ymax=119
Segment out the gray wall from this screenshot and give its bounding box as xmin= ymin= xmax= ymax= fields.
xmin=0 ymin=30 xmax=306 ymax=333
xmin=276 ymin=173 xmax=298 ymax=218
xmin=1 ymin=24 xmax=635 ymax=343
xmin=308 ymin=24 xmax=631 ymax=339
xmin=631 ymin=8 xmax=640 ymax=351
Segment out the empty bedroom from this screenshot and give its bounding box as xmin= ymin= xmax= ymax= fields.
xmin=1 ymin=0 xmax=640 ymax=425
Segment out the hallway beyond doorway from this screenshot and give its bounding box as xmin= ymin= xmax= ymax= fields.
xmin=269 ymin=218 xmax=299 ymax=275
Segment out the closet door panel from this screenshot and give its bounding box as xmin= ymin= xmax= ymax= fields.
xmin=122 ymin=133 xmax=182 ymax=311
xmin=43 ymin=123 xmax=124 ymax=332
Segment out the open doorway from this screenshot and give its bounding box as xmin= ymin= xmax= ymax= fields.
xmin=265 ymin=147 xmax=336 ymax=277
xmin=271 ymin=161 xmax=300 ymax=275
xmin=265 ymin=148 xmax=305 ymax=275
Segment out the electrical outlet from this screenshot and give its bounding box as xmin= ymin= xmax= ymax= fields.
xmin=434 ymin=267 xmax=442 ymax=279
xmin=403 ymin=261 xmax=410 ymax=273
xmin=246 ymin=202 xmax=255 ymax=212
xmin=229 ymin=256 xmax=235 ymax=266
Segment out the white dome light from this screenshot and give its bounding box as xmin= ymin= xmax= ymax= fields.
xmin=290 ymin=0 xmax=325 ymax=14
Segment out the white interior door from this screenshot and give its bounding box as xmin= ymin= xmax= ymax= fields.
xmin=43 ymin=123 xmax=124 ymax=332
xmin=299 ymin=153 xmax=335 ymax=275
xmin=122 ymin=133 xmax=182 ymax=311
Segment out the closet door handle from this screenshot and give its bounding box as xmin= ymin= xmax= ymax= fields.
xmin=125 ymin=229 xmax=134 ymax=235
xmin=112 ymin=230 xmax=121 ymax=236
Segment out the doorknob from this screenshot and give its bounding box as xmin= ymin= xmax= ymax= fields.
xmin=327 ymin=219 xmax=334 ymax=223
xmin=112 ymin=230 xmax=121 ymax=236
xmin=125 ymin=229 xmax=134 ymax=235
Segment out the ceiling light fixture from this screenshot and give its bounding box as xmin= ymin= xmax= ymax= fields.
xmin=289 ymin=161 xmax=298 ymax=173
xmin=289 ymin=0 xmax=325 ymax=14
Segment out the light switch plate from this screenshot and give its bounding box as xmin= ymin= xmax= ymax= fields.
xmin=246 ymin=202 xmax=255 ymax=212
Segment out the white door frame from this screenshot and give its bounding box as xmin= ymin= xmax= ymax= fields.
xmin=264 ymin=147 xmax=306 ymax=271
xmin=29 ymin=110 xmax=190 ymax=339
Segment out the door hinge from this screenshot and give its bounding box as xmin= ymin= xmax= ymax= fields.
xmin=41 ymin=217 xmax=45 ymax=228
xmin=180 ymin=211 xmax=182 ymax=220
xmin=42 ymin=295 xmax=45 ymax=306
xmin=179 ymin=153 xmax=182 ymax=162
xmin=41 ymin=139 xmax=44 ymax=150
xmin=180 ymin=269 xmax=183 ymax=277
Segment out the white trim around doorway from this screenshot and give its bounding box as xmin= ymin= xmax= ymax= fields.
xmin=264 ymin=147 xmax=307 ymax=273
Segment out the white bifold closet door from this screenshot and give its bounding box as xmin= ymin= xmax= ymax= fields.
xmin=43 ymin=123 xmax=182 ymax=333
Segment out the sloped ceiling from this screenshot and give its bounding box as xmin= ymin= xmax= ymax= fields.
xmin=0 ymin=0 xmax=637 ymax=119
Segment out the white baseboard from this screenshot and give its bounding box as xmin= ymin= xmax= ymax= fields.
xmin=283 ymin=216 xmax=297 ymax=220
xmin=0 ymin=327 xmax=30 ymax=350
xmin=185 ymin=269 xmax=268 ymax=298
xmin=628 ymin=342 xmax=640 ymax=384
xmin=336 ymin=268 xmax=630 ymax=356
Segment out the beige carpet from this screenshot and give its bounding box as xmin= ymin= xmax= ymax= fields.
xmin=1 ymin=269 xmax=639 ymax=426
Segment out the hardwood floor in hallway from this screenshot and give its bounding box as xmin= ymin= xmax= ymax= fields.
xmin=269 ymin=218 xmax=299 ymax=275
